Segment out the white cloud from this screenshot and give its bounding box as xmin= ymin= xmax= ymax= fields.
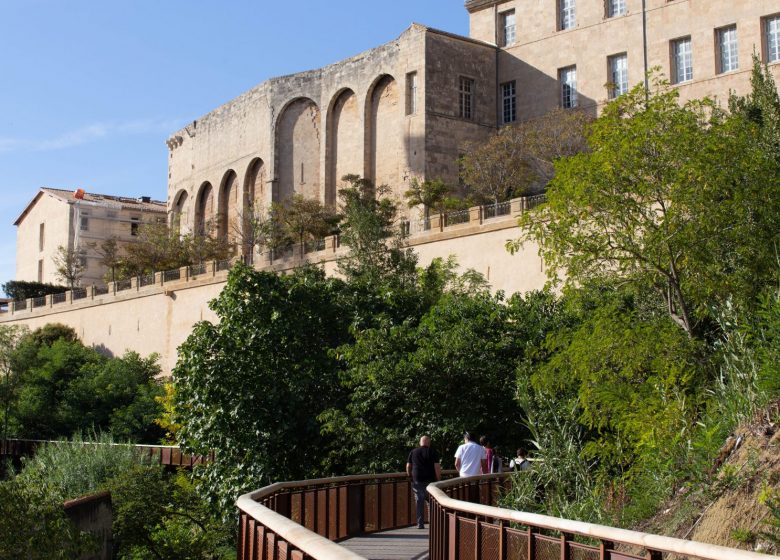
xmin=0 ymin=117 xmax=185 ymax=153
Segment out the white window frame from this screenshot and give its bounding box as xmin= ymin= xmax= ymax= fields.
xmin=559 ymin=66 xmax=578 ymax=108
xmin=501 ymin=81 xmax=517 ymax=124
xmin=459 ymin=76 xmax=475 ymax=120
xmin=608 ymin=53 xmax=628 ymax=99
xmin=607 ymin=0 xmax=626 ymax=18
xmin=672 ymin=37 xmax=693 ymax=83
xmin=406 ymin=71 xmax=418 ymax=115
xmin=717 ymin=25 xmax=738 ymax=73
xmin=500 ymin=10 xmax=516 ymax=46
xmin=560 ymin=0 xmax=576 ymax=30
xmin=766 ymin=15 xmax=780 ymax=63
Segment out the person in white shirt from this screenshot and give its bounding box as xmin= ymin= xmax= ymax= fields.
xmin=454 ymin=431 xmax=487 ymax=477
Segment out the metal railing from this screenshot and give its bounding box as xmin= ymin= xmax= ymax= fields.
xmin=189 ymin=263 xmax=208 ymax=277
xmin=52 ymin=292 xmax=67 ymax=304
xmin=13 ymin=299 xmax=27 ymax=312
xmin=115 ymin=278 xmax=132 ymax=292
xmin=482 ymin=200 xmax=512 ymax=220
xmin=32 ymin=296 xmax=47 ymax=308
xmin=444 ymin=208 xmax=471 ymax=227
xmin=162 ymin=268 xmax=181 ymax=283
xmin=216 ymin=259 xmax=232 ymax=272
xmin=94 ymin=285 xmax=109 ymax=296
xmin=237 ymin=471 xmax=773 ymax=560
xmin=71 ymin=287 xmax=87 ymax=301
xmin=304 ymin=238 xmax=326 ymax=254
xmin=139 ymin=273 xmax=156 ymax=287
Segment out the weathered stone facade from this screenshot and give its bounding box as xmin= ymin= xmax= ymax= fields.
xmin=166 ymin=24 xmax=497 ymax=245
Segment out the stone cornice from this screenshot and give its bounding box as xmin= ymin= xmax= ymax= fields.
xmin=464 ymin=0 xmax=503 ymax=14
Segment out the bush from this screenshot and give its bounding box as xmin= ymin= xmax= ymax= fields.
xmin=2 ymin=280 xmax=68 ymax=301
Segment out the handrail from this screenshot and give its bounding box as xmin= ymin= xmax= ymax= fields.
xmin=427 ymin=473 xmax=776 ymax=560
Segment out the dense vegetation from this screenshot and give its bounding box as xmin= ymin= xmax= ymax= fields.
xmin=0 ymin=323 xmax=165 ymax=442
xmin=172 ymin=61 xmax=780 ymax=549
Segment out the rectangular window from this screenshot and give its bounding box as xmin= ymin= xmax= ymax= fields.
xmin=672 ymin=37 xmax=693 ymax=83
xmin=501 ymin=81 xmax=517 ymax=124
xmin=459 ymin=76 xmax=475 ymax=120
xmin=608 ymin=53 xmax=629 ymax=98
xmin=607 ymin=0 xmax=626 ymax=18
xmin=559 ymin=0 xmax=576 ymax=30
xmin=79 ymin=256 xmax=88 ymax=268
xmin=130 ymin=216 xmax=140 ymax=236
xmin=80 ymin=216 xmax=89 ymax=231
xmin=37 ymin=259 xmax=43 ymax=283
xmin=406 ymin=72 xmax=418 ymax=115
xmin=766 ymin=15 xmax=780 ymax=63
xmin=39 ymin=223 xmax=45 ymax=252
xmin=500 ymin=10 xmax=516 ymax=46
xmin=559 ymin=66 xmax=578 ymax=108
xmin=717 ymin=25 xmax=738 ymax=73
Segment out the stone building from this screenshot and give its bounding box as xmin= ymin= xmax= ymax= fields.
xmin=14 ymin=188 xmax=166 ymax=287
xmin=167 ymin=1 xmax=780 ymax=255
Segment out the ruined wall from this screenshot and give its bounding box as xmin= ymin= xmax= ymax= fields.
xmin=327 ymin=89 xmax=362 ymax=206
xmin=368 ymin=76 xmax=404 ymax=202
xmin=276 ymin=98 xmax=322 ymax=202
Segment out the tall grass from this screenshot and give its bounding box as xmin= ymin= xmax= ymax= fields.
xmin=14 ymin=432 xmax=145 ymax=501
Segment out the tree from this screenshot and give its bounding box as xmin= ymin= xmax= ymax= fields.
xmin=337 ymin=175 xmax=417 ymax=287
xmin=173 ymin=264 xmax=353 ymax=518
xmin=279 ymin=194 xmax=340 ymax=254
xmin=1 ymin=280 xmax=67 ymax=301
xmin=404 ymin=178 xmax=456 ymax=218
xmin=459 ymin=107 xmax=592 ymax=205
xmin=0 ymin=325 xmax=26 ymax=442
xmin=53 ymin=245 xmax=86 ymax=288
xmin=512 ymin=78 xmax=780 ymax=336
xmin=729 ymin=55 xmax=780 ymax=161
xmin=90 ymin=236 xmax=122 ymax=283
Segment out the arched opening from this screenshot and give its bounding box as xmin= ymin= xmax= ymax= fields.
xmin=275 ymin=98 xmax=321 ymax=203
xmin=194 ymin=182 xmax=214 ymax=236
xmin=218 ymin=170 xmax=239 ymax=243
xmin=366 ymin=75 xmax=403 ymax=200
xmin=326 ymin=88 xmax=361 ymax=207
xmin=171 ymin=190 xmax=189 ymax=234
xmin=242 ymin=158 xmax=265 ymax=262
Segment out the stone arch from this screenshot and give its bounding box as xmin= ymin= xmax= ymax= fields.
xmin=194 ymin=182 xmax=215 ymax=235
xmin=244 ymin=158 xmax=266 ymax=212
xmin=365 ymin=74 xmax=403 ymax=199
xmin=218 ymin=170 xmax=239 ymax=243
xmin=171 ymin=189 xmax=189 ymax=234
xmin=275 ymin=97 xmax=321 ymax=203
xmin=326 ymin=88 xmax=361 ymax=207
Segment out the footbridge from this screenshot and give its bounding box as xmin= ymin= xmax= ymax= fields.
xmin=236 ymin=472 xmax=776 ymax=560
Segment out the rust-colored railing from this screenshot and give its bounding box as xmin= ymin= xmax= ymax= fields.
xmin=428 ymin=474 xmax=775 ymax=560
xmin=237 ymin=472 xmax=776 ymax=560
xmin=0 ymin=438 xmax=213 ymax=468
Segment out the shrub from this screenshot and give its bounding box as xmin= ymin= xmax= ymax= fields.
xmin=2 ymin=280 xmax=68 ymax=301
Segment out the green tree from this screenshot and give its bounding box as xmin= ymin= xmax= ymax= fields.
xmin=730 ymin=55 xmax=780 ymax=161
xmin=53 ymin=245 xmax=86 ymax=288
xmin=512 ymin=79 xmax=780 ymax=336
xmin=91 ymin=236 xmax=122 ymax=283
xmin=173 ymin=264 xmax=352 ymax=518
xmin=404 ymin=178 xmax=456 ymax=218
xmin=0 ymin=325 xmax=27 ymax=441
xmin=279 ymin=194 xmax=340 ymax=254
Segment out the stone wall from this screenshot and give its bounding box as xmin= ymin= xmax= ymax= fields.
xmin=2 ymin=201 xmax=547 ymax=375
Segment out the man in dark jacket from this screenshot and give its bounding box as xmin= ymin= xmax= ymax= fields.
xmin=406 ymin=435 xmax=442 ymax=529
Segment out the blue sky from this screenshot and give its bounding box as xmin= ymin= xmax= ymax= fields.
xmin=0 ymin=1 xmax=468 ymax=294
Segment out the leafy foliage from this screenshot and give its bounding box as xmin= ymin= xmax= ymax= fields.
xmin=513 ymin=77 xmax=780 ymax=336
xmin=2 ymin=280 xmax=68 ymax=301
xmin=52 ymin=245 xmax=87 ymax=288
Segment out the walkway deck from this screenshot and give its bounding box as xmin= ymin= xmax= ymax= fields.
xmin=340 ymin=526 xmax=430 ymax=560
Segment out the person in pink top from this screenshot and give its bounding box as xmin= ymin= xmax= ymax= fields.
xmin=454 ymin=432 xmax=487 ymax=477
xmin=479 ymin=435 xmax=494 ymax=474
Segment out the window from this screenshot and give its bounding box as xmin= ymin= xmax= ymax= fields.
xmin=559 ymin=0 xmax=576 ymax=30
xmin=130 ymin=216 xmax=140 ymax=236
xmin=671 ymin=37 xmax=693 ymax=83
xmin=766 ymin=15 xmax=780 ymax=63
xmin=608 ymin=53 xmax=628 ymax=98
xmin=406 ymin=72 xmax=418 ymax=115
xmin=559 ymin=66 xmax=578 ymax=108
xmin=80 ymin=216 xmax=89 ymax=231
xmin=501 ymin=81 xmax=517 ymax=124
xmin=607 ymin=0 xmax=626 ymax=18
xmin=500 ymin=10 xmax=516 ymax=46
xmin=79 ymin=256 xmax=88 ymax=268
xmin=37 ymin=260 xmax=43 ymax=283
xmin=459 ymin=77 xmax=475 ymax=120
xmin=39 ymin=223 xmax=45 ymax=252
xmin=717 ymin=25 xmax=738 ymax=73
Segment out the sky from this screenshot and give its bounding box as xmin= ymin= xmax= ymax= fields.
xmin=0 ymin=0 xmax=468 ymax=294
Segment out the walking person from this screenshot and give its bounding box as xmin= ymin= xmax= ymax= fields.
xmin=479 ymin=436 xmax=495 ymax=474
xmin=454 ymin=432 xmax=487 ymax=477
xmin=509 ymin=447 xmax=531 ymax=471
xmin=406 ymin=435 xmax=441 ymax=529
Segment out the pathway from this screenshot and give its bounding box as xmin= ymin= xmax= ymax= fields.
xmin=340 ymin=526 xmax=430 ymax=560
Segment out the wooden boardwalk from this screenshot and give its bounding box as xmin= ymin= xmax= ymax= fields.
xmin=340 ymin=526 xmax=430 ymax=560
